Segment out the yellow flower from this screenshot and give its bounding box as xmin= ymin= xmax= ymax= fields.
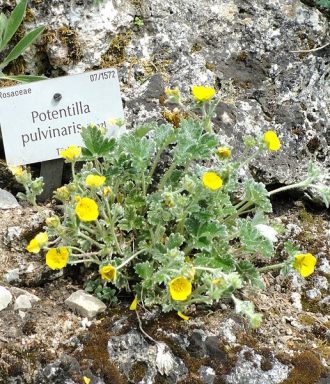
xmin=83 ymin=377 xmax=91 ymax=384
xmin=129 ymin=296 xmax=138 ymax=310
xmin=46 ymin=247 xmax=69 ymax=270
xmin=169 ymin=276 xmax=192 ymax=301
xmin=9 ymin=166 xmax=24 ymax=177
xmin=263 ymin=131 xmax=281 ymax=151
xmin=293 ymin=253 xmax=316 ymax=278
xmin=103 ymin=186 xmax=112 ymax=197
xmin=202 ymin=171 xmax=223 ymax=191
xmin=26 ymin=232 xmax=48 ymax=253
xmin=99 ymin=265 xmax=117 ymax=281
xmin=177 ymin=311 xmax=189 ymax=321
xmin=191 ymin=85 xmax=216 ymax=102
xmin=85 ymin=174 xmax=106 ymax=188
xmin=59 ymin=145 xmax=81 ymax=162
xmin=217 ymin=147 xmax=231 ymax=159
xmin=75 ymin=197 xmax=99 ymax=221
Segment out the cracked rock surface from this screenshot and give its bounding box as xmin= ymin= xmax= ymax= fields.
xmin=10 ymin=0 xmax=328 ymax=195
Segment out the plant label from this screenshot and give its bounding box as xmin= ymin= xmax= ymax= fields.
xmin=0 ymin=68 xmax=125 ymax=165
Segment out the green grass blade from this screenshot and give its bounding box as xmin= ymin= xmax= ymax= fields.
xmin=0 ymin=14 xmax=8 ymax=48
xmin=1 ymin=25 xmax=45 ymax=69
xmin=0 ymin=73 xmax=47 ymax=83
xmin=0 ymin=0 xmax=27 ymax=51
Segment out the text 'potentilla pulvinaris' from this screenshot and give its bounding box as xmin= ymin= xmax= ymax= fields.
xmin=21 ymin=101 xmax=91 ymax=148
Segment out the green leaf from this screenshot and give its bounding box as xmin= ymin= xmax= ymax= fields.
xmin=238 ymin=219 xmax=274 ymax=258
xmin=135 ymin=262 xmax=153 ymax=278
xmin=81 ymin=125 xmax=116 ymax=156
xmin=173 ymin=119 xmax=217 ymax=165
xmin=119 ymin=134 xmax=155 ymax=172
xmin=134 ymin=123 xmax=155 ymax=138
xmin=244 ymin=180 xmax=272 ymax=212
xmin=153 ymin=124 xmax=176 ymax=150
xmin=165 ymin=233 xmax=185 ymax=249
xmin=194 ymin=252 xmax=235 ymax=271
xmin=0 ymin=0 xmax=27 ymax=51
xmin=1 ymin=25 xmax=45 ymax=69
xmin=118 ymin=206 xmax=143 ymax=231
xmin=186 ymin=217 xmax=228 ymax=250
xmin=236 ymin=260 xmax=264 ymax=288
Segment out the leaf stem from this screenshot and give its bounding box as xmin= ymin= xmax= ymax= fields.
xmin=258 ymin=262 xmax=285 ymax=273
xmin=158 ymin=161 xmax=177 ymax=189
xmin=268 ymin=180 xmax=310 ymax=196
xmin=79 ymin=231 xmax=104 ymax=249
xmin=117 ymin=249 xmax=147 ymax=270
xmin=69 ymin=258 xmax=101 ymax=265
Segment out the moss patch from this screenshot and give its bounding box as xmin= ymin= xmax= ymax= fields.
xmin=129 ymin=361 xmax=148 ymax=382
xmin=281 ymin=351 xmax=322 ymax=384
xmin=75 ymin=312 xmax=127 ymax=384
xmin=58 ymin=26 xmax=83 ymax=64
xmin=99 ymin=31 xmax=133 ymax=67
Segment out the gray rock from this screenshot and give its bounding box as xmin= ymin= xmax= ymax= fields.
xmin=0 ymin=286 xmax=12 ymax=311
xmin=305 ymin=288 xmax=322 ymax=301
xmin=4 ymin=268 xmax=21 ymax=283
xmin=319 ymin=295 xmax=330 ymax=308
xmin=318 ymin=257 xmax=330 ymax=275
xmin=198 ymin=366 xmax=216 ymax=384
xmin=14 ymin=295 xmax=33 ymax=310
xmin=11 ymin=287 xmax=40 ymax=302
xmin=4 ymin=226 xmax=23 ymax=244
xmin=225 ymin=347 xmax=290 ymax=384
xmin=108 ymin=330 xmax=188 ymax=383
xmin=14 ymin=292 xmax=40 ymax=310
xmin=317 ymin=377 xmax=330 ymax=384
xmin=36 ymin=354 xmax=105 ymax=384
xmin=0 ymin=189 xmax=19 ymax=209
xmin=218 ymin=318 xmax=240 ymax=343
xmin=312 ymin=276 xmax=329 ymax=291
xmin=65 ymin=290 xmax=107 ymax=319
xmin=291 ymin=292 xmax=303 ymax=311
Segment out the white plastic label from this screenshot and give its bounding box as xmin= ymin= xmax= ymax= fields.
xmin=0 ymin=68 xmax=125 ymax=165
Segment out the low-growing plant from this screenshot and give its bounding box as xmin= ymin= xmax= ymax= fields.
xmin=0 ymin=0 xmax=45 ymax=83
xmin=26 ymin=86 xmax=329 ymax=327
xmin=10 ymin=165 xmax=44 ymax=206
xmin=316 ymin=0 xmax=330 ymax=8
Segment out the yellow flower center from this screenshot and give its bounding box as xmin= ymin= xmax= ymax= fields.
xmin=202 ymin=171 xmax=223 ymax=191
xmin=191 ymin=86 xmax=216 ymax=102
xmin=46 ymin=247 xmax=69 ymax=270
xmin=169 ymin=276 xmax=192 ymax=301
xmin=99 ymin=265 xmax=117 ymax=281
xmin=75 ymin=197 xmax=99 ymax=222
xmin=263 ymin=131 xmax=281 ymax=151
xmin=293 ymin=253 xmax=316 ymax=278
